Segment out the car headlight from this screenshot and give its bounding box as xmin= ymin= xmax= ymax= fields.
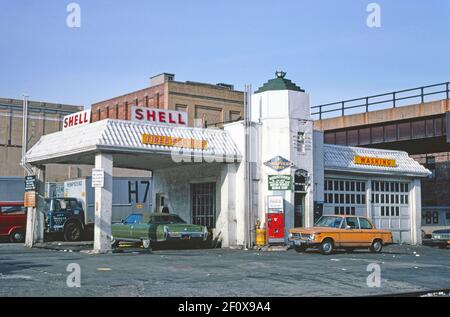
xmin=309 ymin=234 xmax=315 ymax=241
xmin=203 ymin=227 xmax=208 ymax=240
xmin=288 ymin=233 xmax=293 ymax=239
xmin=163 ymin=226 xmax=169 ymax=238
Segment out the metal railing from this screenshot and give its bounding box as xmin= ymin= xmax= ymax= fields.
xmin=312 ymin=82 xmax=450 ymax=120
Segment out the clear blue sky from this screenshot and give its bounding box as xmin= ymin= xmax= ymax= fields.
xmin=0 ymin=0 xmax=449 ymax=108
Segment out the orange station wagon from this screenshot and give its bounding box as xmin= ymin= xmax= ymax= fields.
xmin=288 ymin=215 xmax=393 ymax=255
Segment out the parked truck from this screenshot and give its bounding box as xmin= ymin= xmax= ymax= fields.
xmin=45 ymin=177 xmax=152 ymax=241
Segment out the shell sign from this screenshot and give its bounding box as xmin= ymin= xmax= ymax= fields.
xmin=354 ymin=156 xmax=397 ymax=167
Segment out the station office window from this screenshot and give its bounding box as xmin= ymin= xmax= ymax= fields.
xmin=191 ymin=183 xmax=216 ymax=228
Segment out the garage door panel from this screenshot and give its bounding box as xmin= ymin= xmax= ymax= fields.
xmin=370 ymin=180 xmax=412 ymax=244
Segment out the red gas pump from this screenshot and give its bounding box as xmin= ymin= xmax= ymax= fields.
xmin=266 ymin=196 xmax=285 ymax=245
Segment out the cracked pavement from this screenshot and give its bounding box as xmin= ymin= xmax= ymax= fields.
xmin=0 ymin=244 xmax=449 ymax=296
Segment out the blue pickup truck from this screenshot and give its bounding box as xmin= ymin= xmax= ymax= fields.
xmin=45 ymin=197 xmax=86 ymax=241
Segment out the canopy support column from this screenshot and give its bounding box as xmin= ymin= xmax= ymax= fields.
xmin=25 ymin=166 xmax=46 ymax=247
xmin=94 ymin=153 xmax=113 ymax=253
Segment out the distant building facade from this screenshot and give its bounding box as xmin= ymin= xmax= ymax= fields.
xmin=0 ymin=97 xmax=85 ymax=181
xmin=91 ymin=73 xmax=244 ymax=128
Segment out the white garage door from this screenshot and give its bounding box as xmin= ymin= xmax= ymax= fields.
xmin=323 ymin=179 xmax=367 ymax=217
xmin=370 ymin=181 xmax=411 ymax=244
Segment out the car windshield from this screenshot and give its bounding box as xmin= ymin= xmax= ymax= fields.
xmin=315 ymin=216 xmax=343 ymax=228
xmin=151 ymin=215 xmax=186 ymax=224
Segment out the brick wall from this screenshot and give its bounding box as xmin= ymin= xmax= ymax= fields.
xmin=91 ymin=84 xmax=166 ymax=122
xmin=413 ymin=152 xmax=450 ymax=207
xmin=90 ymin=80 xmax=245 ymax=127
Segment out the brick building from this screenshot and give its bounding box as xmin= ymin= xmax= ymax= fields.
xmin=0 ymin=97 xmax=85 ymax=180
xmin=91 ymin=73 xmax=245 ymax=128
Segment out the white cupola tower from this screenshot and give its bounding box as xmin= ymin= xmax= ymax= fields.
xmin=252 ymin=71 xmax=315 ymax=240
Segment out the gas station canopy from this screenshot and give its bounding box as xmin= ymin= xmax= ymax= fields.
xmin=25 ymin=119 xmax=242 ymax=170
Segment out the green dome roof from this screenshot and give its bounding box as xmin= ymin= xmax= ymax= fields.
xmin=255 ymin=71 xmax=304 ymax=93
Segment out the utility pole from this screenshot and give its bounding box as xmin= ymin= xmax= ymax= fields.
xmin=244 ymin=84 xmax=253 ymax=249
xmin=20 ymin=94 xmax=33 ymax=174
xmin=21 ymin=94 xmax=42 ymax=248
xmin=21 ymin=94 xmax=28 ymax=169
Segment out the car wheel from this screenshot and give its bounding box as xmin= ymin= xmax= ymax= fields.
xmin=9 ymin=230 xmax=25 ymax=243
xmin=294 ymin=245 xmax=307 ymax=253
xmin=110 ymin=236 xmax=119 ymax=249
xmin=63 ymin=222 xmax=82 ymax=242
xmin=142 ymin=239 xmax=152 ymax=250
xmin=370 ymin=240 xmax=383 ymax=253
xmin=319 ymin=239 xmax=334 ymax=255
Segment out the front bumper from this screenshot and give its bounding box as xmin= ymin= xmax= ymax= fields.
xmin=289 ymin=239 xmax=319 ymax=248
xmin=429 ymin=239 xmax=450 ymax=247
xmin=165 ymin=232 xmax=207 ymax=241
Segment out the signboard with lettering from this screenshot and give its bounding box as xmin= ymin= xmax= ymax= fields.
xmin=63 ymin=110 xmax=91 ymax=130
xmin=267 ymin=196 xmax=284 ymax=210
xmin=264 ymin=156 xmax=294 ymax=172
xmin=131 ymin=106 xmax=187 ymax=127
xmin=24 ymin=191 xmax=36 ymax=208
xmin=91 ymin=169 xmax=105 ymax=188
xmin=353 ymin=156 xmax=397 ymax=167
xmin=141 ymin=134 xmax=208 ymax=150
xmin=268 ymin=175 xmax=292 ymax=191
xmin=24 ymin=175 xmax=36 ymax=192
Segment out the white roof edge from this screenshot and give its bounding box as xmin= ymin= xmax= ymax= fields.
xmin=26 ymin=145 xmax=99 ymax=163
xmin=24 ymin=119 xmax=242 ymax=165
xmin=325 ymin=167 xmax=431 ymax=178
xmin=324 ymin=143 xmax=410 ymax=156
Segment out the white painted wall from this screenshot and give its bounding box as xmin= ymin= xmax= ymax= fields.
xmin=151 ymin=161 xmax=245 ymax=248
xmin=313 ymin=131 xmax=325 ymax=204
xmin=251 ymin=89 xmax=315 ymax=241
xmin=410 ymin=178 xmax=423 ymax=245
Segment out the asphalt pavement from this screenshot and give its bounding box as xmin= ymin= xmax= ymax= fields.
xmin=0 ymin=243 xmax=449 ymax=297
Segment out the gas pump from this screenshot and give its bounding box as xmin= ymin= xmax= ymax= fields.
xmin=266 ymin=196 xmax=285 ymax=245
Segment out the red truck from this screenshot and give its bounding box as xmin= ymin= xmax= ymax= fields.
xmin=0 ymin=202 xmax=26 ymax=243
